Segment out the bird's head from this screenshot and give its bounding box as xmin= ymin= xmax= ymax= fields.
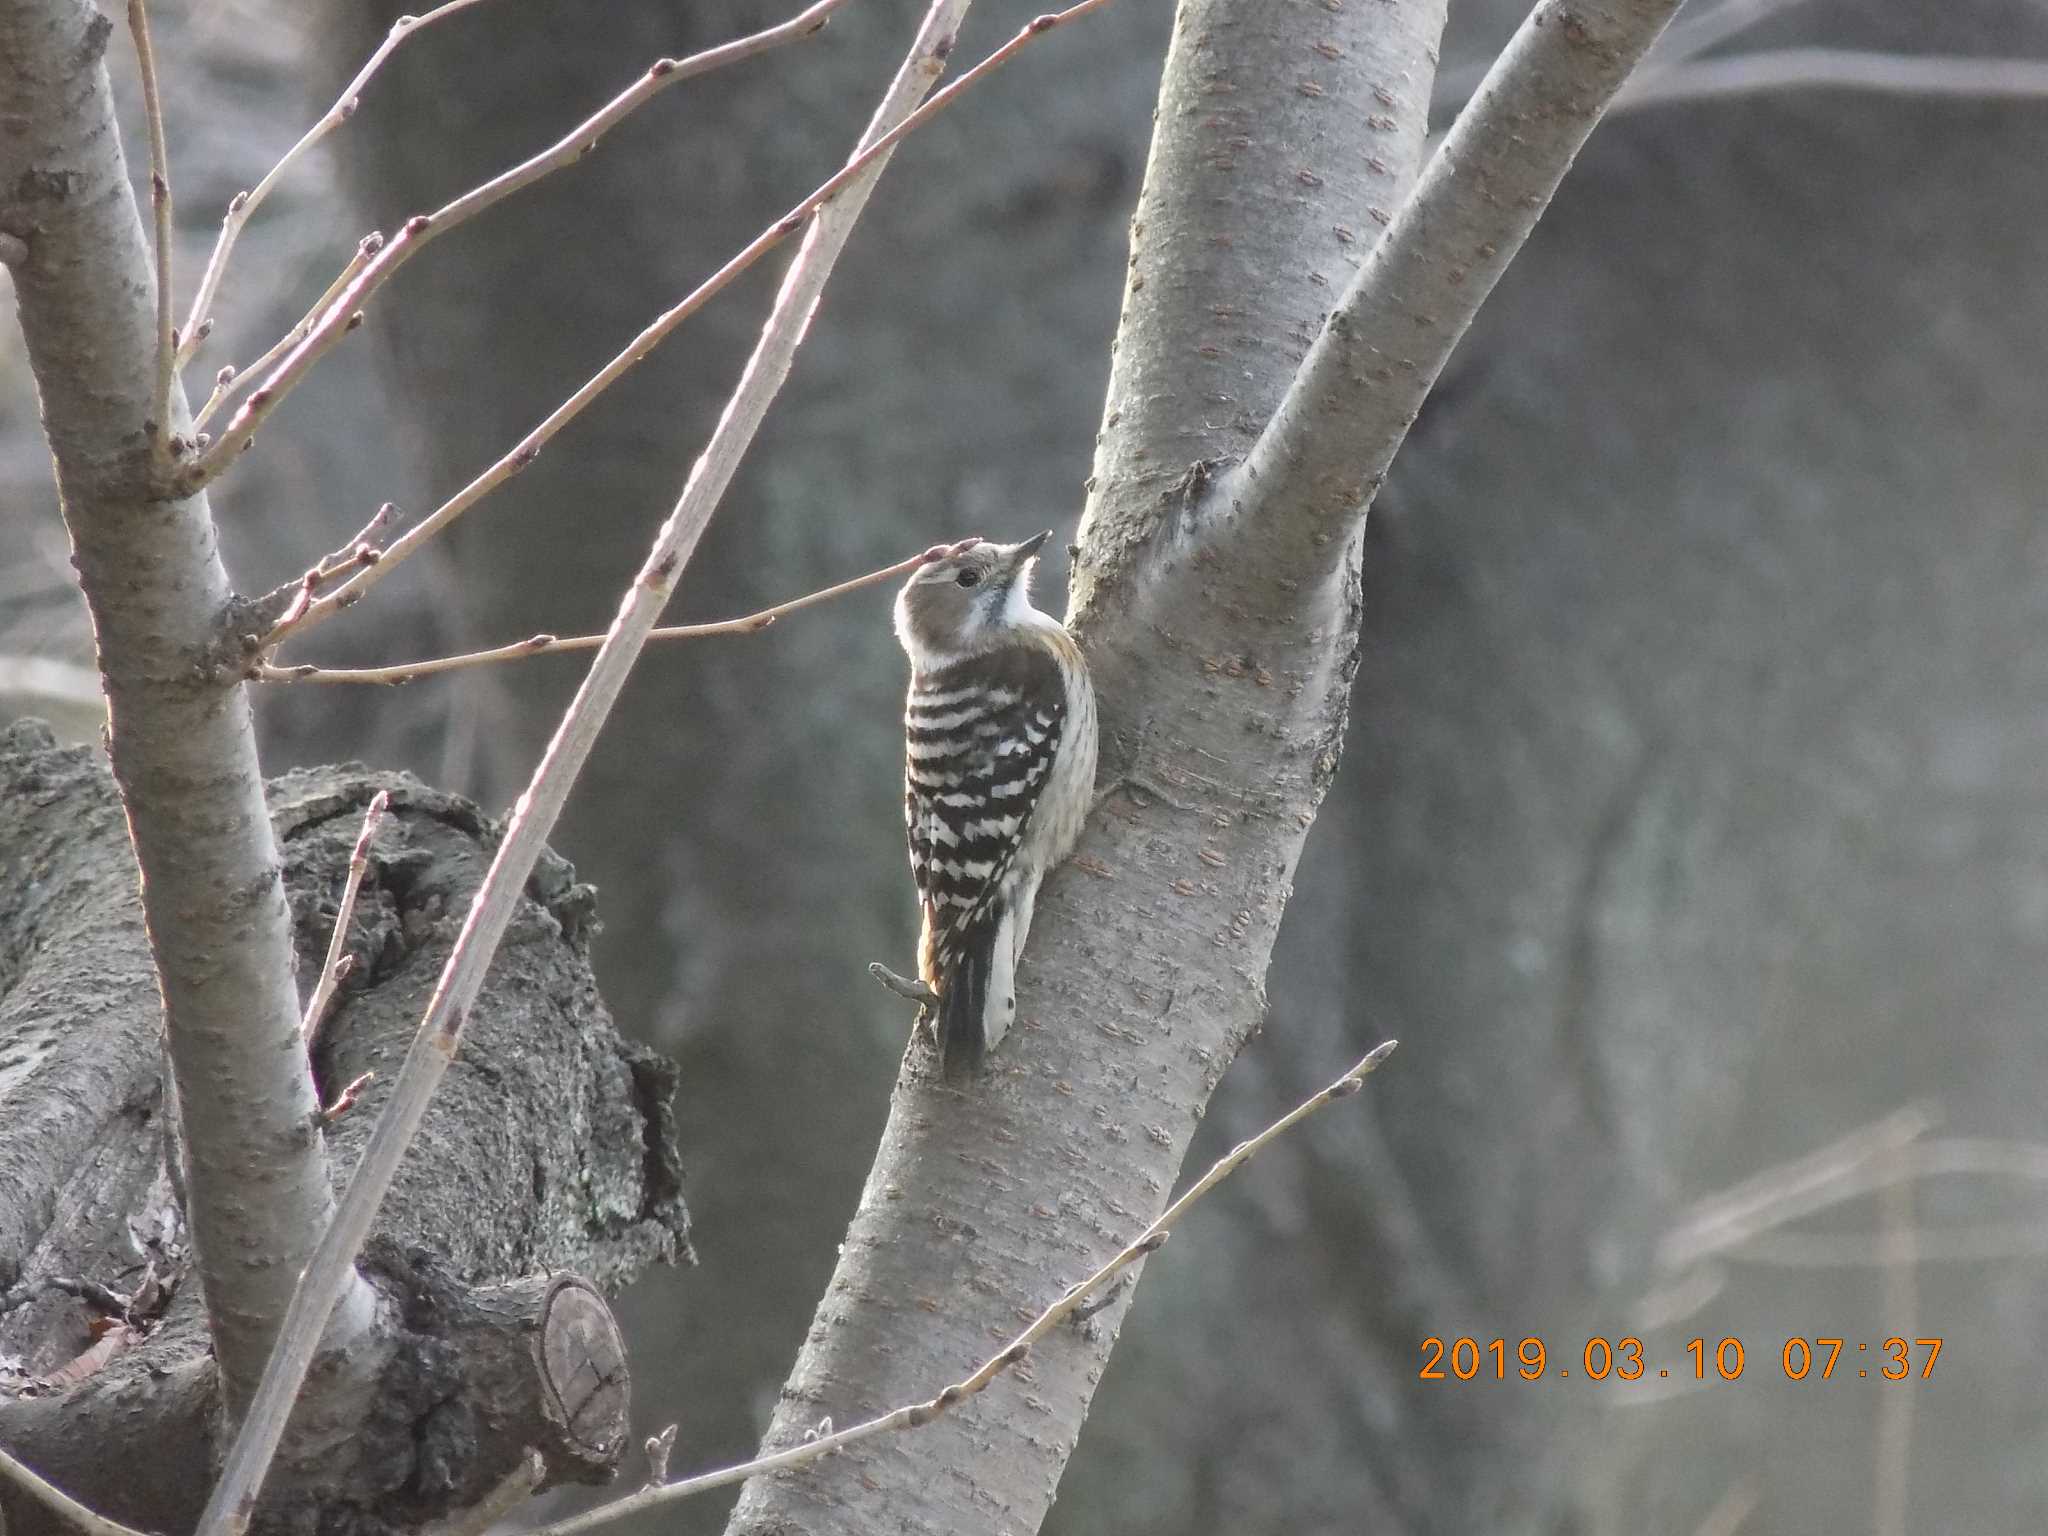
xmin=893 ymin=531 xmax=1052 ymax=669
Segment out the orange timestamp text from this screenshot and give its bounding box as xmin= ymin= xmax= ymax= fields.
xmin=1419 ymin=1335 xmax=1943 ymax=1383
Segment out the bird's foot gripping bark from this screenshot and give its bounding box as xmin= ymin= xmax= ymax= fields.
xmin=868 ymin=960 xmax=939 ymax=1008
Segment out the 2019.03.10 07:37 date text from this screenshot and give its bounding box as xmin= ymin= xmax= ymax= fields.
xmin=1418 ymin=1336 xmax=1944 ymax=1383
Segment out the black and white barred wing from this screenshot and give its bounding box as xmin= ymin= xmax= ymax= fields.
xmin=903 ymin=645 xmax=1067 ymax=964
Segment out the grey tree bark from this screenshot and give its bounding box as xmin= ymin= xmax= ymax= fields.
xmin=0 ymin=727 xmax=687 ymax=1533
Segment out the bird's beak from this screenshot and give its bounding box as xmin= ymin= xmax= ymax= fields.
xmin=997 ymin=529 xmax=1052 ymax=587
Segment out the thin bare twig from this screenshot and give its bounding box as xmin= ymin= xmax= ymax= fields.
xmin=258 ymin=0 xmax=1114 ymax=642
xmin=1698 ymin=1136 xmax=2048 ymax=1265
xmin=178 ymin=0 xmax=853 ymax=492
xmin=417 ymin=1449 xmax=544 ymax=1536
xmin=305 ymin=501 xmax=402 ymax=580
xmin=126 ymin=0 xmax=174 ymax=460
xmin=191 ymin=366 xmax=236 ymax=444
xmin=1655 ymin=1103 xmax=1936 ymax=1273
xmin=0 ymin=653 xmax=102 ymax=711
xmin=302 ymin=791 xmax=387 ymax=1045
xmin=176 ymin=0 xmax=500 ymax=367
xmin=527 ymin=1042 xmax=1399 ymax=1536
xmin=1740 ymin=1219 xmax=2048 ymax=1267
xmin=254 ymin=549 xmax=933 ymax=685
xmin=1432 ymin=0 xmax=1814 ymax=117
xmin=45 ymin=1275 xmax=134 ymax=1318
xmin=194 ymin=234 xmax=386 ymax=436
xmin=252 ymin=501 xmax=404 ymax=636
xmin=0 ymin=1445 xmax=149 ymax=1536
xmin=318 ymin=1070 xmax=376 ymax=1123
xmin=193 ymin=4 xmax=1009 ymax=1529
xmin=1617 ymin=49 xmax=2048 ymax=111
xmin=1874 ymin=1153 xmax=1915 ymax=1536
xmin=1637 ymin=0 xmax=1813 ymax=83
xmin=1692 ymin=1476 xmax=1761 ymax=1536
xmin=1633 ymin=1261 xmax=1729 ymax=1331
xmin=1638 ymin=1127 xmax=2048 ymax=1321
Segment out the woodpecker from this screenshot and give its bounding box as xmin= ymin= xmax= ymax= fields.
xmin=894 ymin=531 xmax=1098 ymax=1077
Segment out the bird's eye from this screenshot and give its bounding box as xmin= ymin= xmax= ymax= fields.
xmin=955 ymin=569 xmax=981 ymax=588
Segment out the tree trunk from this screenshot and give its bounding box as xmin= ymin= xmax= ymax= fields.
xmin=307 ymin=2 xmax=1180 ymax=1509
xmin=723 ymin=2 xmax=1454 ymax=1530
xmin=0 ymin=0 xmax=368 ymax=1411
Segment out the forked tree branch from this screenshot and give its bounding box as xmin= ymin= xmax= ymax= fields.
xmin=531 ymin=1043 xmax=1395 ymax=1536
xmin=253 ymin=549 xmax=937 ymax=685
xmin=0 ymin=0 xmax=375 ymax=1422
xmin=300 ymin=789 xmax=388 ymax=1045
xmin=1232 ymin=0 xmax=1686 ymax=574
xmin=179 ymin=0 xmax=851 ymax=492
xmin=258 ymin=498 xmax=402 ymax=627
xmin=191 ymin=3 xmax=1039 ymax=1529
xmin=1433 ymin=0 xmax=1804 ymax=117
xmin=259 ymin=0 xmax=1116 ymax=650
xmin=193 ymin=233 xmax=385 ymax=435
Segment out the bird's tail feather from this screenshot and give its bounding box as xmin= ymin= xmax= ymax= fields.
xmin=937 ymin=921 xmax=997 ymax=1079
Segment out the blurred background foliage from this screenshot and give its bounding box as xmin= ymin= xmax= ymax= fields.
xmin=5 ymin=0 xmax=2048 ymax=1530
